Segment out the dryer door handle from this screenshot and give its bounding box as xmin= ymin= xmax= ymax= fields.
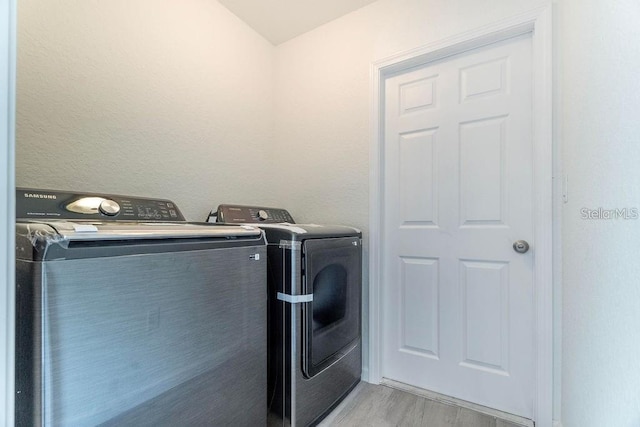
xmin=277 ymin=292 xmax=313 ymax=304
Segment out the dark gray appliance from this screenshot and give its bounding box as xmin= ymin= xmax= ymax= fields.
xmin=216 ymin=204 xmax=362 ymax=427
xmin=15 ymin=189 xmax=267 ymax=427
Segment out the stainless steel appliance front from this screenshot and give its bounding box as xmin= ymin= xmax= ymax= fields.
xmin=15 ymin=190 xmax=268 ymax=427
xmin=214 ymin=205 xmax=363 ymax=427
xmin=267 ymin=233 xmax=361 ymax=427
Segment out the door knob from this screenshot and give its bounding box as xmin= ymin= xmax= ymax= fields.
xmin=513 ymin=240 xmax=530 ymax=254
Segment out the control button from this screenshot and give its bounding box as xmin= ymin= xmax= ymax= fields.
xmin=99 ymin=199 xmax=121 ymax=216
xmin=258 ymin=210 xmax=269 ymax=221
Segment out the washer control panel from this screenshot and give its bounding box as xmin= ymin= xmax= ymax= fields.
xmin=217 ymin=204 xmax=295 ymax=224
xmin=16 ymin=188 xmax=186 ymax=221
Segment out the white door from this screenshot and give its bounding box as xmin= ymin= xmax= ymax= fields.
xmin=382 ymin=34 xmax=534 ymax=418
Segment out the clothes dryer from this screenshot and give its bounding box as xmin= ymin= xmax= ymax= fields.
xmin=216 ymin=205 xmax=362 ymax=426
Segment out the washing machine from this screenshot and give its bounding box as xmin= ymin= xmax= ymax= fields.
xmin=15 ymin=189 xmax=268 ymax=427
xmin=215 ymin=204 xmax=362 ymax=427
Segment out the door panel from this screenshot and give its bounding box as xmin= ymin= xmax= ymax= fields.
xmin=459 ymin=260 xmax=509 ymax=373
xmin=399 ymin=129 xmax=438 ymax=225
xmin=399 ymin=257 xmax=439 ymax=358
xmin=302 ymin=237 xmax=361 ymax=378
xmin=382 ymin=34 xmax=534 ymax=418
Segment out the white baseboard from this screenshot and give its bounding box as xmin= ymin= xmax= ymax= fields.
xmin=553 ymin=421 xmax=563 ymax=427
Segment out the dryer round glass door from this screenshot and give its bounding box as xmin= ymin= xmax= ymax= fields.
xmin=302 ymin=237 xmax=361 ymax=378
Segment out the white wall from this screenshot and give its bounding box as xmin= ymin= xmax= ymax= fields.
xmin=16 ymin=0 xmax=277 ymax=221
xmin=273 ymin=0 xmax=549 ymax=228
xmin=559 ymin=1 xmax=640 ymax=426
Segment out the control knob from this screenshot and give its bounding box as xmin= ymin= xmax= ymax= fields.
xmin=99 ymin=199 xmax=121 ymax=216
xmin=258 ymin=210 xmax=269 ymax=221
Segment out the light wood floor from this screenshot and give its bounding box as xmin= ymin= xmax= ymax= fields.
xmin=319 ymin=383 xmax=525 ymax=427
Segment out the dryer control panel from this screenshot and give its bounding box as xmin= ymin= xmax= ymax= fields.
xmin=216 ymin=204 xmax=295 ymax=224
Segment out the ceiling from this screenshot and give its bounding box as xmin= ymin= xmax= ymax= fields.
xmin=217 ymin=0 xmax=378 ymax=45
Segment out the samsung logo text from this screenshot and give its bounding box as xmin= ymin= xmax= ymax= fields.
xmin=24 ymin=193 xmax=57 ymax=200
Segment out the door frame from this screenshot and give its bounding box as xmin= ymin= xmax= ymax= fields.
xmin=1 ymin=0 xmax=17 ymax=425
xmin=368 ymin=6 xmax=553 ymax=426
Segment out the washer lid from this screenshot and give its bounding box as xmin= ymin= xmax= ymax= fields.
xmin=18 ymin=220 xmax=262 ymax=242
